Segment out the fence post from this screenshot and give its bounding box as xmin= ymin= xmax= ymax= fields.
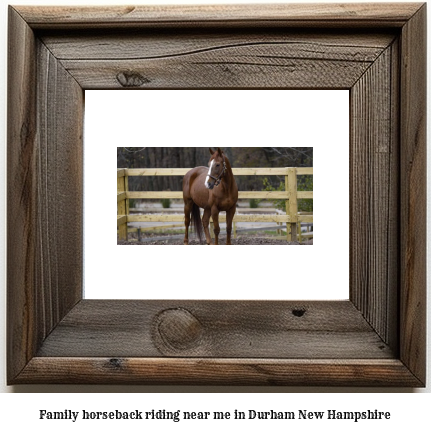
xmin=117 ymin=169 xmax=128 ymax=241
xmin=285 ymin=172 xmax=290 ymax=241
xmin=298 ymin=221 xmax=302 ymax=243
xmin=286 ymin=168 xmax=298 ymax=242
xmin=125 ymin=171 xmax=130 ymax=222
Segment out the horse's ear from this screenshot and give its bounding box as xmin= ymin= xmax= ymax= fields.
xmin=209 ymin=148 xmax=214 ymax=155
xmin=217 ymin=147 xmax=223 ymax=155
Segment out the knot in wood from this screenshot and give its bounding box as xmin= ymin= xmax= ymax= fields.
xmin=116 ymin=71 xmax=150 ymax=87
xmin=292 ymin=308 xmax=306 ymax=317
xmin=155 ymin=308 xmax=203 ymax=351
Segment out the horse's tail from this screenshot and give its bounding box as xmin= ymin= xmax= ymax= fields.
xmin=191 ymin=203 xmax=204 ymax=243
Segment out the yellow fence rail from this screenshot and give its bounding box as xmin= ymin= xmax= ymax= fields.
xmin=117 ymin=167 xmax=313 ymax=242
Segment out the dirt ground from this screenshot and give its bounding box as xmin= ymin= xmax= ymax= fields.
xmin=118 ymin=234 xmax=312 ymax=245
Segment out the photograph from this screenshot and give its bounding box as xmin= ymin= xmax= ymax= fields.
xmin=117 ymin=147 xmax=313 ymax=245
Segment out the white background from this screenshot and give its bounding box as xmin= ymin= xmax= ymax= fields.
xmin=0 ymin=0 xmax=429 ymax=424
xmin=85 ymin=90 xmax=349 ymax=300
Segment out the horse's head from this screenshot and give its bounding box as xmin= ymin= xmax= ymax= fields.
xmin=205 ymin=147 xmax=226 ymax=190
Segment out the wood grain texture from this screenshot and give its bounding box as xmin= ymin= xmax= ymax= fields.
xmin=35 ymin=40 xmax=84 ymax=335
xmin=7 ymin=6 xmax=84 ymax=383
xmin=15 ymin=3 xmax=423 ymax=29
xmin=44 ymin=31 xmax=394 ymax=89
xmin=350 ymin=43 xmax=399 ymax=349
xmin=15 ymin=357 xmax=422 ymax=386
xmin=36 ymin=300 xmax=393 ymax=359
xmin=41 ymin=31 xmax=395 ymax=61
xmin=7 ymin=6 xmax=38 ymax=381
xmin=399 ymin=3 xmax=427 ymax=385
xmin=7 ymin=3 xmax=427 ymax=386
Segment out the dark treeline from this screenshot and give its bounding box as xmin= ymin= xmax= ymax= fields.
xmin=117 ymin=147 xmax=312 ymax=192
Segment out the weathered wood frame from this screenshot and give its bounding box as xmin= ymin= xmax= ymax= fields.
xmin=7 ymin=4 xmax=426 ymax=386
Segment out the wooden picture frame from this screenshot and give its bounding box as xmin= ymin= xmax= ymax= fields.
xmin=7 ymin=3 xmax=426 ymax=386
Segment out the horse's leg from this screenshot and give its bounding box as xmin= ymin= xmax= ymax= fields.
xmin=183 ymin=199 xmax=193 ymax=245
xmin=211 ymin=208 xmax=221 ymax=245
xmin=225 ymin=205 xmax=236 ymax=245
xmin=202 ymin=208 xmax=213 ymax=245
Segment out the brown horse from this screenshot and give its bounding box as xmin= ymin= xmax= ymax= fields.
xmin=183 ymin=148 xmax=238 ymax=245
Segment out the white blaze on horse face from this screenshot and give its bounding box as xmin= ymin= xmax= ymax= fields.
xmin=205 ymin=159 xmax=215 ymax=189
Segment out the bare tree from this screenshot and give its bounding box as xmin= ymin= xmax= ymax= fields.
xmin=117 ymin=147 xmax=312 ymax=192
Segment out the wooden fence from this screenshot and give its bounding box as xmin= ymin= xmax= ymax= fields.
xmin=117 ymin=167 xmax=313 ymax=242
